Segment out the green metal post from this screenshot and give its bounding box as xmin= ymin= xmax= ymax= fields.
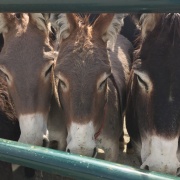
xmin=0 ymin=138 xmax=178 ymax=180
xmin=0 ymin=0 xmax=180 ymax=13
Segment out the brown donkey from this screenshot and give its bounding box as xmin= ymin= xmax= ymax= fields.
xmin=50 ymin=13 xmax=132 ymax=161
xmin=126 ymin=13 xmax=180 ymax=175
xmin=0 ymin=71 xmax=20 ymax=179
xmin=0 ymin=13 xmax=56 ymax=146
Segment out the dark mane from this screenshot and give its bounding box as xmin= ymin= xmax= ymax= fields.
xmin=162 ymin=14 xmax=180 ymax=34
xmin=135 ymin=13 xmax=180 ymax=60
xmin=0 ymin=73 xmax=17 ymax=121
xmin=159 ymin=13 xmax=180 ymax=42
xmin=76 ymin=14 xmax=92 ymax=26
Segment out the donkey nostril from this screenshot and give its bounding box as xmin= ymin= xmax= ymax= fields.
xmin=144 ymin=165 xmax=149 ymax=170
xmin=92 ymin=148 xmax=97 ymax=157
xmin=67 ymin=149 xmax=70 ymax=153
xmin=177 ymin=167 xmax=180 ymax=176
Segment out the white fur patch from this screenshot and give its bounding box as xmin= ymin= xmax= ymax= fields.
xmin=141 ymin=135 xmax=180 ymax=175
xmin=18 ymin=113 xmax=48 ymax=146
xmin=141 ymin=135 xmax=151 ymax=163
xmin=66 ymin=121 xmax=96 ymax=157
xmin=50 ymin=13 xmax=70 ymax=43
xmin=102 ymin=14 xmax=126 ymax=51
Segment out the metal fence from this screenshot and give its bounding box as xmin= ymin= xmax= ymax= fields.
xmin=0 ymin=0 xmax=180 ymax=13
xmin=0 ymin=139 xmax=178 ymax=180
xmin=0 ymin=1 xmax=180 ymax=179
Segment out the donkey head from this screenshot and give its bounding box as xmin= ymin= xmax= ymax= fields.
xmin=51 ymin=13 xmax=124 ymax=157
xmin=0 ymin=13 xmax=56 ymax=145
xmin=131 ymin=13 xmax=180 ymax=175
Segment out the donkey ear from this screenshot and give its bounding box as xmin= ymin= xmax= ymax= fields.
xmin=43 ymin=51 xmax=58 ymax=61
xmin=30 ymin=13 xmax=50 ymax=32
xmin=50 ymin=13 xmax=78 ymax=42
xmin=0 ymin=13 xmax=28 ymax=34
xmin=140 ymin=13 xmax=161 ymax=40
xmin=93 ymin=14 xmax=126 ymax=50
xmin=0 ymin=13 xmax=9 ymax=34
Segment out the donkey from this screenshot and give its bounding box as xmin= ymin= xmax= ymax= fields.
xmin=126 ymin=13 xmax=180 ymax=175
xmin=49 ymin=13 xmax=132 ymax=162
xmin=0 ymin=13 xmax=57 ymax=146
xmin=0 ymin=71 xmax=20 ymax=179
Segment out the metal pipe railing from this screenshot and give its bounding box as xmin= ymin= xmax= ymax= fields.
xmin=0 ymin=138 xmax=178 ymax=180
xmin=0 ymin=0 xmax=180 ymax=13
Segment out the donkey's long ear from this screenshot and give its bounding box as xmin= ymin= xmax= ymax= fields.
xmin=0 ymin=13 xmax=29 ymax=34
xmin=50 ymin=13 xmax=78 ymax=43
xmin=140 ymin=13 xmax=161 ymax=40
xmin=0 ymin=13 xmax=10 ymax=34
xmin=30 ymin=13 xmax=51 ymax=33
xmin=93 ymin=14 xmax=126 ymax=50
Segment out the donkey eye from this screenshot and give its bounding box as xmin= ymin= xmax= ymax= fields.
xmin=98 ymin=79 xmax=107 ymax=91
xmin=1 ymin=72 xmax=10 ymax=83
xmin=4 ymin=74 xmax=10 ymax=81
xmin=59 ymin=80 xmax=67 ymax=90
xmin=45 ymin=65 xmax=53 ymax=77
xmin=137 ymin=75 xmax=148 ymax=91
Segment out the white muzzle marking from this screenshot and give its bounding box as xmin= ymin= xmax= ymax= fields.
xmin=18 ymin=113 xmax=48 ymax=146
xmin=140 ymin=135 xmax=180 ymax=175
xmin=66 ymin=121 xmax=96 ymax=157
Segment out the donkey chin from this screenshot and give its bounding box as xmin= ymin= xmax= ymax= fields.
xmin=140 ymin=135 xmax=180 ymax=175
xmin=18 ymin=113 xmax=48 ymax=146
xmin=66 ymin=121 xmax=97 ymax=157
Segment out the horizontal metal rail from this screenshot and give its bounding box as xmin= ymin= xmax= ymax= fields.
xmin=0 ymin=138 xmax=178 ymax=180
xmin=0 ymin=0 xmax=180 ymax=13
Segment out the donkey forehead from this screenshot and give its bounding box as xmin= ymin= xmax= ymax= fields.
xmin=4 ymin=29 xmax=49 ymax=50
xmin=56 ymin=48 xmax=110 ymax=74
xmin=1 ymin=31 xmax=53 ymax=70
xmin=2 ymin=50 xmax=51 ymax=66
xmin=55 ymin=60 xmax=110 ymax=80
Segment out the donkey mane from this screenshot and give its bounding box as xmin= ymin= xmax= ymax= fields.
xmin=135 ymin=13 xmax=180 ymax=59
xmin=162 ymin=13 xmax=180 ymax=37
xmin=30 ymin=13 xmax=51 ymax=33
xmin=139 ymin=13 xmax=180 ymax=40
xmin=50 ymin=13 xmax=71 ymax=42
xmin=0 ymin=74 xmax=17 ymax=121
xmin=50 ymin=13 xmax=126 ymax=51
xmin=102 ymin=14 xmax=125 ymax=50
xmin=0 ymin=14 xmax=8 ymax=33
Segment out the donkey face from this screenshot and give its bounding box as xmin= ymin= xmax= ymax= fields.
xmin=55 ymin=55 xmax=111 ymax=157
xmin=0 ymin=13 xmax=55 ymax=145
xmin=130 ymin=13 xmax=180 ymax=175
xmin=52 ymin=13 xmax=124 ymax=157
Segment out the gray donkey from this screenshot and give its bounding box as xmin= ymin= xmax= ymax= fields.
xmin=48 ymin=13 xmax=132 ymax=162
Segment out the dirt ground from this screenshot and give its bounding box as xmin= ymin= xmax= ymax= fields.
xmin=13 ymin=124 xmax=141 ymax=180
